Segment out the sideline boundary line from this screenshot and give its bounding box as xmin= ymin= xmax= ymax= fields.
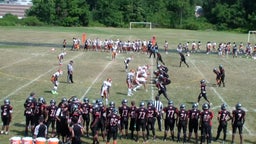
xmin=0 ymin=52 xmax=83 ymax=102
xmin=189 ymin=58 xmax=253 ymax=136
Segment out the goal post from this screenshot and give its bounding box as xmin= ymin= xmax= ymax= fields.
xmin=247 ymin=31 xmax=256 ymax=43
xmin=129 ymin=22 xmax=152 ymax=30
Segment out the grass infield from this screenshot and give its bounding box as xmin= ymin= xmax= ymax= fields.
xmin=0 ymin=26 xmax=255 ymax=144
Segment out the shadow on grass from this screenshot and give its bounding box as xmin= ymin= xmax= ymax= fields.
xmin=44 ymin=90 xmax=52 ymax=94
xmin=116 ymin=92 xmax=127 ymax=96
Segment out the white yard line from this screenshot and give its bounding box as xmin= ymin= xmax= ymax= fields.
xmin=189 ymin=58 xmax=253 ymax=136
xmin=80 ymin=61 xmax=112 ymax=100
xmin=0 ymin=52 xmax=83 ymax=102
xmin=0 ymin=51 xmax=48 ymax=70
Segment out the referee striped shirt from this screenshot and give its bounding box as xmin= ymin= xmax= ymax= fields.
xmin=153 ymin=100 xmax=163 ymax=113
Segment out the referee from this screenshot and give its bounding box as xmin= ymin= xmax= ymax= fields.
xmin=153 ymin=96 xmax=163 ymax=131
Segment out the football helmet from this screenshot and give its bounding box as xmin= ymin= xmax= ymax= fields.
xmin=38 ymin=97 xmax=45 ymax=104
xmin=168 ymin=100 xmax=173 ymax=106
xmin=202 ymin=103 xmax=209 ymax=110
xmin=110 ymin=101 xmax=115 ymax=107
xmin=147 ymin=101 xmax=153 ymax=107
xmin=122 ymin=99 xmax=128 ymax=104
xmin=140 ymin=101 xmax=145 ymax=107
xmin=219 ymin=64 xmax=223 ymax=69
xmin=4 ymin=99 xmax=10 ymax=105
xmin=221 ymin=103 xmax=227 ymax=110
xmin=200 ymin=79 xmax=206 ymax=84
xmin=112 ymin=108 xmax=118 ymax=114
xmin=83 ymin=97 xmax=89 ymax=103
xmin=50 ymin=99 xmax=56 ymax=105
xmin=61 ymin=97 xmax=67 ymax=103
xmin=180 ymin=104 xmax=186 ymax=109
xmin=192 ymin=103 xmax=198 ymax=109
xmin=236 ymin=103 xmax=242 ymax=110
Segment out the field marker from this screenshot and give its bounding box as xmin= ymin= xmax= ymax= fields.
xmin=80 ymin=61 xmax=112 ymax=100
xmin=0 ymin=52 xmax=83 ymax=102
xmin=188 ymin=58 xmax=253 ymax=136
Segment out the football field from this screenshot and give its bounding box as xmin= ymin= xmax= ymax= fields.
xmin=0 ymin=26 xmax=255 ymax=144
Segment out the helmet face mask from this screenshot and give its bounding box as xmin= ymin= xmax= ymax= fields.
xmin=140 ymin=101 xmax=145 ymax=107
xmin=236 ymin=103 xmax=242 ymax=110
xmin=50 ymin=99 xmax=56 ymax=105
xmin=202 ymin=103 xmax=209 ymax=110
xmin=192 ymin=103 xmax=198 ymax=109
xmin=83 ymin=97 xmax=89 ymax=103
xmin=4 ymin=99 xmax=10 ymax=105
xmin=221 ymin=103 xmax=227 ymax=110
xmin=180 ymin=104 xmax=185 ymax=109
xmin=168 ymin=100 xmax=173 ymax=106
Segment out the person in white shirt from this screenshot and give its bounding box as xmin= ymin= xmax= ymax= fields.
xmin=100 ymin=78 xmax=112 ymax=105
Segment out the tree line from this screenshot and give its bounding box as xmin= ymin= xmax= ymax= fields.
xmin=2 ymin=0 xmax=256 ymax=32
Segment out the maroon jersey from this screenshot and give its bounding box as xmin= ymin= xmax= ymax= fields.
xmin=147 ymin=106 xmax=157 ymax=118
xmin=136 ymin=107 xmax=148 ymax=120
xmin=178 ymin=109 xmax=188 ymax=122
xmin=218 ymin=110 xmax=231 ymax=123
xmin=107 ymin=113 xmax=120 ymax=127
xmin=188 ymin=109 xmax=200 ymax=123
xmin=46 ymin=105 xmax=58 ymax=119
xmin=200 ymin=83 xmax=206 ymax=94
xmin=200 ymin=110 xmax=214 ymax=126
xmin=81 ymin=103 xmax=91 ymax=116
xmin=24 ymin=102 xmax=34 ymax=116
xmin=1 ymin=104 xmax=12 ymax=117
xmin=232 ymin=109 xmax=245 ymax=124
xmin=129 ymin=106 xmax=137 ymax=119
xmin=163 ymin=106 xmax=178 ymax=120
xmin=119 ymin=105 xmax=130 ymax=120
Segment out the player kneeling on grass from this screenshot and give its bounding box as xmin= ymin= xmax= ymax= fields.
xmin=51 ymin=69 xmax=63 ymax=95
xmin=1 ymin=99 xmax=13 ymax=135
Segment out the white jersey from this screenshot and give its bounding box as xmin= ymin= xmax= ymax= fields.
xmin=101 ymin=80 xmax=112 ymax=91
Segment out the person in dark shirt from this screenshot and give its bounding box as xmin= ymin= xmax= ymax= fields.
xmin=177 ymin=104 xmax=188 ymax=143
xmin=179 ymin=52 xmax=189 ymax=67
xmin=198 ymin=79 xmax=210 ymax=104
xmin=219 ymin=65 xmax=225 ymax=87
xmin=135 ymin=101 xmax=148 ymax=142
xmin=187 ymin=103 xmax=200 ymax=143
xmin=156 ymin=52 xmax=165 ymax=65
xmin=231 ymin=103 xmax=246 ymax=144
xmin=163 ymin=100 xmax=178 ymax=141
xmin=215 ymin=103 xmax=232 ymax=143
xmin=106 ymin=108 xmax=120 ymax=144
xmin=118 ymin=99 xmax=130 ymax=139
xmin=70 ymin=117 xmax=84 ymax=144
xmin=200 ymin=103 xmax=214 ymax=144
xmin=1 ymin=99 xmax=13 ymax=135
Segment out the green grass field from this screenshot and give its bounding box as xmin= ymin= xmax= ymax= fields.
xmin=0 ymin=26 xmax=255 ymax=144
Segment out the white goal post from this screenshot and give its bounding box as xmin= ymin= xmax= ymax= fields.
xmin=247 ymin=31 xmax=256 ymax=42
xmin=129 ymin=22 xmax=152 ymax=30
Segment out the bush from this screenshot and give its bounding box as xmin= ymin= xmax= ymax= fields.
xmin=0 ymin=13 xmax=19 ymax=26
xmin=20 ymin=16 xmax=44 ymax=26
